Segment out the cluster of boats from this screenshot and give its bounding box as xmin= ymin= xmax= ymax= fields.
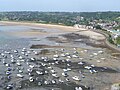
xmin=0 ymin=47 xmax=107 ymax=90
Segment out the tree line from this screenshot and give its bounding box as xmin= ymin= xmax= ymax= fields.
xmin=0 ymin=11 xmax=120 ymax=26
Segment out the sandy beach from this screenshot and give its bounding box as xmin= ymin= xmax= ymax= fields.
xmin=0 ymin=21 xmax=105 ymax=40
xmin=0 ymin=21 xmax=82 ymax=31
xmin=1 ymin=21 xmax=120 ymax=53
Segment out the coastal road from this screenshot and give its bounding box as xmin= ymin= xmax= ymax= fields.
xmin=92 ymin=29 xmax=120 ymax=53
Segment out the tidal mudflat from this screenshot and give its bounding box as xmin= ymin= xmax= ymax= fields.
xmin=0 ymin=22 xmax=120 ymax=90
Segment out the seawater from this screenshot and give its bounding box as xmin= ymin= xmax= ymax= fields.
xmin=0 ymin=25 xmax=30 ymax=49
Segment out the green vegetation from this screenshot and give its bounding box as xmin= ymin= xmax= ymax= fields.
xmin=116 ymin=37 xmax=120 ymax=45
xmin=108 ymin=35 xmax=114 ymax=44
xmin=94 ymin=25 xmax=102 ymax=29
xmin=0 ymin=11 xmax=120 ymax=26
xmin=113 ymin=25 xmax=120 ymax=30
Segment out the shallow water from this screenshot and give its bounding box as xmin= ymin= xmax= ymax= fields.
xmin=0 ymin=25 xmax=120 ymax=90
xmin=0 ymin=33 xmax=29 ymax=49
xmin=0 ymin=25 xmax=63 ymax=33
xmin=0 ymin=25 xmax=93 ymax=49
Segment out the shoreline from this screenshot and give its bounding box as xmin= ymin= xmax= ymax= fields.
xmin=92 ymin=29 xmax=120 ymax=53
xmin=1 ymin=21 xmax=120 ymax=53
xmin=0 ymin=21 xmax=87 ymax=32
xmin=0 ymin=21 xmax=105 ymax=40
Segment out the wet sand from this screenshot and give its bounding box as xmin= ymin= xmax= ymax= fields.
xmin=0 ymin=21 xmax=120 ymax=90
xmin=0 ymin=21 xmax=105 ymax=40
xmin=0 ymin=21 xmax=81 ymax=31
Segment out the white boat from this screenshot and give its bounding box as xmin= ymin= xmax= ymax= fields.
xmin=84 ymin=66 xmax=91 ymax=70
xmin=98 ymin=50 xmax=103 ymax=54
xmin=44 ymin=80 xmax=48 ymax=85
xmin=101 ymin=58 xmax=105 ymax=60
xmin=63 ymin=69 xmax=68 ymax=72
xmin=29 ymin=77 xmax=34 ymax=82
xmin=25 ymin=54 xmax=28 ymax=56
xmin=67 ymin=64 xmax=71 ymax=67
xmin=61 ymin=48 xmax=64 ymax=51
xmin=73 ymin=48 xmax=77 ymax=50
xmin=41 ymin=57 xmax=45 ymax=60
xmin=55 ymin=61 xmax=59 ymax=64
xmin=67 ymin=68 xmax=71 ymax=71
xmin=27 ymin=68 xmax=33 ymax=72
xmin=4 ymin=51 xmax=10 ymax=54
xmin=53 ymin=54 xmax=59 ymax=58
xmin=78 ymin=62 xmax=84 ymax=65
xmin=6 ymin=84 xmax=13 ymax=90
xmin=11 ymin=59 xmax=16 ymax=63
xmin=66 ymin=59 xmax=70 ymax=62
xmin=41 ymin=63 xmax=46 ymax=66
xmin=75 ymin=87 xmax=83 ymax=90
xmin=66 ymin=78 xmax=70 ymax=82
xmin=22 ymin=48 xmax=26 ymax=52
xmin=38 ymin=82 xmax=42 ymax=86
xmin=30 ymin=58 xmax=35 ymax=61
xmin=19 ymin=56 xmax=23 ymax=59
xmin=97 ymin=60 xmax=101 ymax=63
xmin=2 ymin=59 xmax=6 ymax=64
xmin=59 ymin=79 xmax=64 ymax=83
xmin=45 ymin=71 xmax=48 ymax=74
xmin=72 ymin=55 xmax=78 ymax=58
xmin=65 ymin=53 xmax=70 ymax=56
xmin=73 ymin=51 xmax=78 ymax=54
xmin=36 ymin=71 xmax=43 ymax=75
xmin=1 ymin=53 xmax=5 ymax=56
xmin=93 ymin=53 xmax=98 ymax=56
xmin=61 ymin=53 xmax=66 ymax=57
xmin=18 ymin=70 xmax=23 ymax=73
xmin=51 ymin=70 xmax=56 ymax=73
xmin=29 ymin=65 xmax=34 ymax=68
xmin=51 ymin=80 xmax=56 ymax=84
xmin=21 ymin=52 xmax=25 ymax=55
xmin=17 ymin=74 xmax=24 ymax=78
xmin=91 ymin=64 xmax=95 ymax=67
xmin=47 ymin=66 xmax=52 ymax=69
xmin=16 ymin=62 xmax=21 ymax=66
xmin=27 ymin=51 xmax=31 ymax=54
xmin=44 ymin=59 xmax=49 ymax=62
xmin=67 ymin=56 xmax=71 ymax=59
xmin=34 ymin=51 xmax=38 ymax=55
xmin=53 ymin=58 xmax=57 ymax=61
xmin=72 ymin=76 xmax=80 ymax=81
xmin=89 ymin=70 xmax=94 ymax=74
xmin=52 ymin=74 xmax=59 ymax=78
xmin=62 ymin=72 xmax=68 ymax=77
xmin=13 ymin=50 xmax=18 ymax=53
